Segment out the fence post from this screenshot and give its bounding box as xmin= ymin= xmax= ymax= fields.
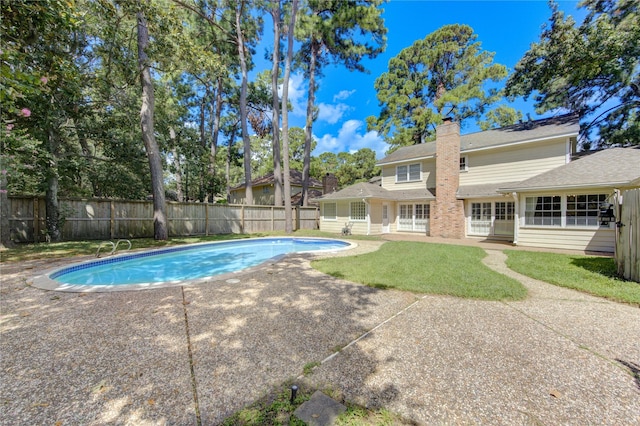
xmin=33 ymin=197 xmax=40 ymax=242
xmin=271 ymin=206 xmax=275 ymax=231
xmin=241 ymin=205 xmax=245 ymax=233
xmin=205 ymin=202 xmax=209 ymax=236
xmin=294 ymin=206 xmax=299 ymax=231
xmin=110 ymin=200 xmax=115 ymax=239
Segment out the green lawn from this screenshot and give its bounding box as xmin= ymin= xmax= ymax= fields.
xmin=0 ymin=234 xmax=255 ymax=263
xmin=505 ymin=250 xmax=640 ymax=306
xmin=312 ymin=241 xmax=527 ymax=301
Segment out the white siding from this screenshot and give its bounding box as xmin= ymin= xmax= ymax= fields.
xmin=517 ymin=228 xmax=616 ymax=253
xmin=460 ymin=139 xmax=568 ymax=186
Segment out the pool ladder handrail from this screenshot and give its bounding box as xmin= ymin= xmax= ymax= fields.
xmin=96 ymin=239 xmax=132 ymax=258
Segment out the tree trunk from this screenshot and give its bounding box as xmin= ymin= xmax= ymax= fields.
xmin=235 ymin=1 xmax=253 ymax=205
xmin=45 ymin=127 xmax=61 ymax=242
xmin=281 ymin=0 xmax=298 ymax=232
xmin=137 ymin=6 xmax=168 ymax=240
xmin=271 ymin=0 xmax=283 ymax=206
xmin=170 ymin=128 xmax=184 ymax=202
xmin=302 ymin=39 xmax=318 ymax=207
xmin=0 ymin=166 xmax=13 ymax=248
xmin=226 ymin=126 xmax=238 ymax=203
xmin=208 ymin=77 xmax=223 ymax=202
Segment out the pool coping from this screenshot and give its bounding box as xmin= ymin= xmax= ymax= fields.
xmin=32 ymin=237 xmax=357 ymax=292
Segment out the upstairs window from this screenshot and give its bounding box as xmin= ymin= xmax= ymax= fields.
xmin=396 ymin=163 xmax=421 ymax=182
xmin=460 ymin=156 xmax=468 ymax=172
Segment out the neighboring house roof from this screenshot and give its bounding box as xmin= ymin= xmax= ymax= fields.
xmin=319 ymin=182 xmax=435 ymax=201
xmin=291 ymin=188 xmax=323 ymax=205
xmin=377 ymin=114 xmax=580 ymax=166
xmin=499 ymin=147 xmax=640 ymax=192
xmin=232 ymin=170 xmax=322 ymax=190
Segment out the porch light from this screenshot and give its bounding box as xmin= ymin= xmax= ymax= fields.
xmin=599 ymin=203 xmax=615 ymax=225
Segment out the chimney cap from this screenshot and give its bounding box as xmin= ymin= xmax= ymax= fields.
xmin=442 ymin=117 xmax=453 ymax=124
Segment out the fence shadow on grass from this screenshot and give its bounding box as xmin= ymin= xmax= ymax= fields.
xmin=570 ymin=256 xmax=620 ymax=279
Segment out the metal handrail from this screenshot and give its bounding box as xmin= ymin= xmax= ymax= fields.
xmin=114 ymin=239 xmax=131 ymax=253
xmin=95 ymin=239 xmax=131 ymax=258
xmin=96 ymin=241 xmax=115 ymax=258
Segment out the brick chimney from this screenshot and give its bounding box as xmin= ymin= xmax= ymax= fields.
xmin=322 ymin=173 xmax=338 ymax=194
xmin=430 ymin=118 xmax=465 ymax=238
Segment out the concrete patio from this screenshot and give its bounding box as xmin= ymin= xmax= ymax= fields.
xmin=1 ymin=239 xmax=638 ymax=425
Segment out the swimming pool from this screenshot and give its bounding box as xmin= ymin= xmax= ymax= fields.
xmin=34 ymin=237 xmax=354 ymax=292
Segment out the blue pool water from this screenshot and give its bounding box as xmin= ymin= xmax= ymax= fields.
xmin=50 ymin=237 xmax=351 ymax=287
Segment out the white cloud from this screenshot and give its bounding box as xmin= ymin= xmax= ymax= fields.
xmin=317 ymin=102 xmax=351 ymax=124
xmin=333 ymin=89 xmax=356 ymax=102
xmin=314 ymin=120 xmax=389 ymax=159
xmin=279 ymin=73 xmax=307 ymax=117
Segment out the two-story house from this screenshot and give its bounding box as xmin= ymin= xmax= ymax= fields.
xmin=229 ymin=170 xmax=323 ymax=205
xmin=318 ymin=114 xmax=640 ymax=253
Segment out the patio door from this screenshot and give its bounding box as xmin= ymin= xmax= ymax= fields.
xmin=469 ymin=201 xmax=514 ymax=238
xmin=382 ymin=203 xmax=390 ymax=233
xmin=398 ymin=203 xmax=430 ymax=233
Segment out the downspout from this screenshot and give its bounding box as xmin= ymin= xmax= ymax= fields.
xmin=363 ymin=198 xmax=371 ymax=236
xmin=511 ymin=192 xmax=519 ymax=245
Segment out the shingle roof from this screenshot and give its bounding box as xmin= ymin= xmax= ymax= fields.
xmin=319 ymin=182 xmax=435 ymax=201
xmin=457 ymin=182 xmax=522 ymax=199
xmin=499 ymin=147 xmax=640 ymax=192
xmin=232 ymin=170 xmax=322 ymax=190
xmin=377 ymin=114 xmax=580 ymax=165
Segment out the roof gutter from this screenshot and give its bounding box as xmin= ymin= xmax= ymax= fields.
xmin=461 ymin=132 xmax=578 ymax=154
xmin=498 ymin=181 xmax=633 ymax=193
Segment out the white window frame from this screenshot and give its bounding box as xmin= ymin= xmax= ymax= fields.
xmin=460 ymin=155 xmax=468 ymax=172
xmin=524 ymin=196 xmax=562 ymax=227
xmin=566 ymin=193 xmax=608 ymax=227
xmin=350 ymin=201 xmax=367 ymax=221
xmin=396 ymin=163 xmax=421 ymax=183
xmin=323 ymin=202 xmax=337 ymax=221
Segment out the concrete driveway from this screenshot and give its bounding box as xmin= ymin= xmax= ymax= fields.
xmin=1 ymin=240 xmax=638 ymax=425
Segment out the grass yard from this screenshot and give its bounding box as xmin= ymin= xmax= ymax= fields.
xmin=505 ymin=250 xmax=640 ymax=306
xmin=312 ymin=241 xmax=527 ymax=301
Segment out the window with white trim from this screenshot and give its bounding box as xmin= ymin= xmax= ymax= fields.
xmin=566 ymin=194 xmax=607 ymax=227
xmin=460 ymin=156 xmax=468 ymax=172
xmin=495 ymin=202 xmax=514 ymax=221
xmin=350 ymin=201 xmax=366 ymax=221
xmin=323 ymin=202 xmax=337 ymax=220
xmin=525 ymin=196 xmax=561 ymax=226
xmin=396 ymin=163 xmax=421 ymax=182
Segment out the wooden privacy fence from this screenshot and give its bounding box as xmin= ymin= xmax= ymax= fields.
xmin=616 ymin=188 xmax=640 ymax=282
xmin=6 ymin=196 xmax=319 ymax=243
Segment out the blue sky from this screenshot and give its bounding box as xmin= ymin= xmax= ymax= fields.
xmin=255 ymin=1 xmax=586 ymax=158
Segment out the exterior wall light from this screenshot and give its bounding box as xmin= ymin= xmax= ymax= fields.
xmin=599 ymin=203 xmax=615 ymax=226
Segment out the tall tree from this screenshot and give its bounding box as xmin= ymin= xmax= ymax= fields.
xmin=1 ymin=0 xmax=86 ymax=242
xmin=136 ymin=2 xmax=168 ymax=239
xmin=234 ymin=0 xmax=254 ymax=205
xmin=281 ymin=0 xmax=298 ymax=232
xmin=270 ymin=0 xmax=284 ymax=206
xmin=367 ymin=24 xmax=517 ymax=150
xmin=297 ymin=0 xmax=387 ymax=205
xmin=506 ymin=0 xmax=639 ymax=147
